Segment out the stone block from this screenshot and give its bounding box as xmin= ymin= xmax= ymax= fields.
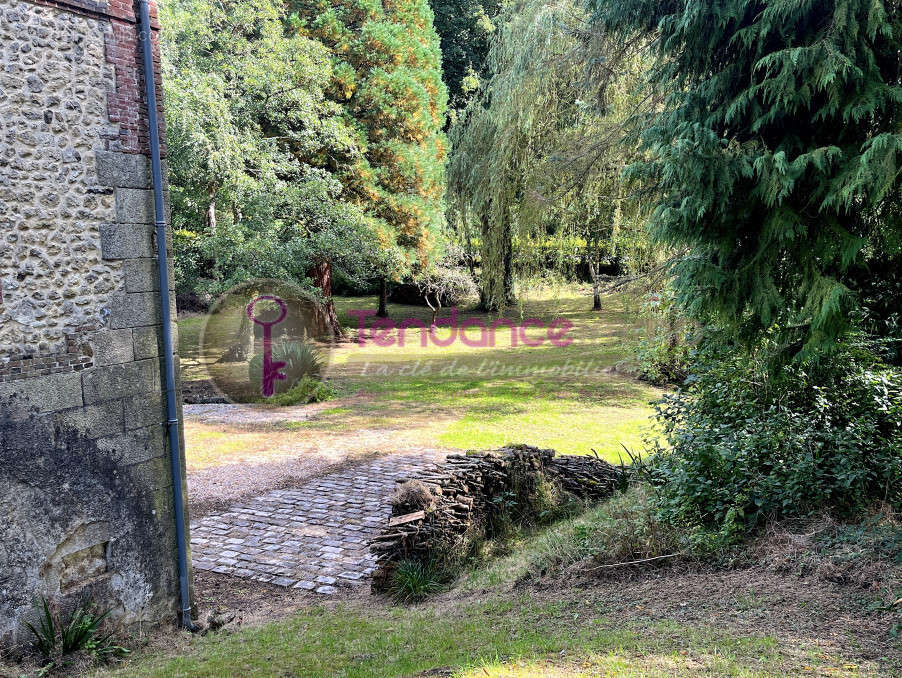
xmin=94 ymin=151 xmax=151 ymax=189
xmin=108 ymin=292 xmax=174 ymax=329
xmin=133 ymin=322 xmax=178 ymax=360
xmin=123 ymin=392 xmax=166 ymax=430
xmin=92 ymin=328 xmax=134 ymax=366
xmin=97 ymin=424 xmax=167 ymax=465
xmin=81 ymin=359 xmax=157 ymax=405
xmin=115 ymin=188 xmax=155 ymax=224
xmin=123 ymin=258 xmax=175 ymax=293
xmin=99 ymin=222 xmax=154 ymax=260
xmin=0 ymin=371 xmax=83 ymax=412
xmin=55 ymin=401 xmax=124 ymax=439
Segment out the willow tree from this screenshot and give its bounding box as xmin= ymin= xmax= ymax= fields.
xmin=591 ymin=0 xmax=902 ymax=358
xmin=448 ymin=0 xmax=648 ymax=311
xmin=291 ymin=0 xmax=449 ymax=316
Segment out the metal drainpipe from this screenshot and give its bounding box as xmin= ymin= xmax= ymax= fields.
xmin=137 ymin=0 xmax=196 ymax=631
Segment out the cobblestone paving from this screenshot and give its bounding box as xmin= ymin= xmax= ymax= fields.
xmin=190 ymin=453 xmax=444 ymax=594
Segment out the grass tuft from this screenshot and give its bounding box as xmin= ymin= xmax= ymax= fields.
xmin=390 ymin=559 xmax=444 ymax=603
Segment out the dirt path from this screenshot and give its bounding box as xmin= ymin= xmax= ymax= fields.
xmin=183 ymin=403 xmax=453 ymax=517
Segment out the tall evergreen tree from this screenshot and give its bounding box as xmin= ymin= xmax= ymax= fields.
xmin=429 ymin=0 xmax=501 ymax=109
xmin=291 ymin=0 xmax=449 ymax=312
xmin=590 ymin=0 xmax=902 ymax=357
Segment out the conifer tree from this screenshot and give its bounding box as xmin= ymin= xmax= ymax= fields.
xmin=591 ymin=0 xmax=902 ymax=356
xmin=291 ymin=0 xmax=449 ymax=311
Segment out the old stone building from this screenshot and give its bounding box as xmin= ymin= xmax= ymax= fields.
xmin=0 ymin=0 xmax=190 ymax=645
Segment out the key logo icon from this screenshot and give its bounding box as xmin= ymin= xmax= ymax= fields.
xmin=247 ymin=295 xmax=288 ymax=397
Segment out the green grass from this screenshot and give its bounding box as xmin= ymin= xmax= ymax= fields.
xmin=94 ymin=590 xmax=879 ymax=678
xmin=458 ymin=485 xmax=683 ymax=592
xmin=178 ymin=286 xmax=663 ymax=464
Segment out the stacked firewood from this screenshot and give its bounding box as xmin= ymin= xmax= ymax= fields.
xmin=545 ymin=453 xmax=624 ymax=499
xmin=370 ymin=444 xmax=623 ymax=591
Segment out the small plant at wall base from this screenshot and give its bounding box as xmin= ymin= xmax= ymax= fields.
xmin=24 ymin=597 xmax=129 ymax=673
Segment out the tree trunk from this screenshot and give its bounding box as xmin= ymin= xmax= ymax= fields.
xmin=377 ymin=277 xmax=389 ymax=318
xmin=308 ymin=258 xmax=345 ymax=338
xmin=501 ymin=214 xmax=515 ymax=306
xmin=588 ymin=254 xmax=602 ymax=311
xmin=206 ymin=187 xmax=217 ymax=233
xmin=477 ymin=205 xmax=515 ymax=312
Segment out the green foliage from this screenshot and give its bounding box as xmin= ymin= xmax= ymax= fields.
xmin=24 ymin=597 xmax=128 ymax=670
xmin=248 ymin=340 xmax=325 ymax=396
xmin=590 ymin=0 xmax=902 ymax=358
xmin=291 ymin=0 xmax=449 ymax=278
xmin=414 ymin=248 xmax=479 ymax=307
xmin=162 ymin=0 xmax=381 ymax=297
xmin=428 ymin=0 xmax=501 ymax=109
xmin=631 ymin=289 xmax=692 ymax=386
xmin=389 ymin=559 xmax=444 ymax=602
xmin=643 ymin=342 xmax=902 ymax=542
xmin=448 ymin=0 xmax=650 ymax=310
xmin=262 ymin=376 xmax=337 ymax=406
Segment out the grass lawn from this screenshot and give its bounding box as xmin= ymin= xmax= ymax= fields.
xmin=94 ymin=588 xmax=880 ymax=678
xmin=179 ymin=286 xmax=663 ymax=464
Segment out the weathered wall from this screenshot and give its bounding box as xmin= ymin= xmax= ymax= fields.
xmin=0 ymin=0 xmax=189 ymax=647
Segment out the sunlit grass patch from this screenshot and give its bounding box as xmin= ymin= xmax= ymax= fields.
xmin=182 ymin=423 xmax=297 ymax=471
xmin=179 ymin=287 xmax=663 ymax=461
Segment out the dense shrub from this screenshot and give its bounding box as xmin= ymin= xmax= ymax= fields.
xmin=645 ymin=342 xmax=902 ymax=543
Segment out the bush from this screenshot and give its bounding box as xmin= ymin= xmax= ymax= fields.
xmin=644 ymin=340 xmax=902 ymax=543
xmin=631 ymin=289 xmax=692 ymax=386
xmin=261 ymin=376 xmax=336 ymax=406
xmin=412 ymin=266 xmax=479 ymax=307
xmin=248 ymin=340 xmax=324 ymax=396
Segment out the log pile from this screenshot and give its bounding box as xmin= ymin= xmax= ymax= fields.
xmin=370 ymin=444 xmax=623 ymax=591
xmin=545 ymin=453 xmax=623 ymax=500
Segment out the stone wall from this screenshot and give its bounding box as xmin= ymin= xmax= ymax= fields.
xmin=0 ymin=0 xmax=188 ymax=648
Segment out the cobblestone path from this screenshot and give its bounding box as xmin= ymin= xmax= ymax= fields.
xmin=190 ymin=453 xmax=443 ymax=594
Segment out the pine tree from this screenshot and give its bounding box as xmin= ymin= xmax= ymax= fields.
xmin=591 ymin=0 xmax=902 ymax=356
xmin=291 ymin=0 xmax=449 ymax=302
